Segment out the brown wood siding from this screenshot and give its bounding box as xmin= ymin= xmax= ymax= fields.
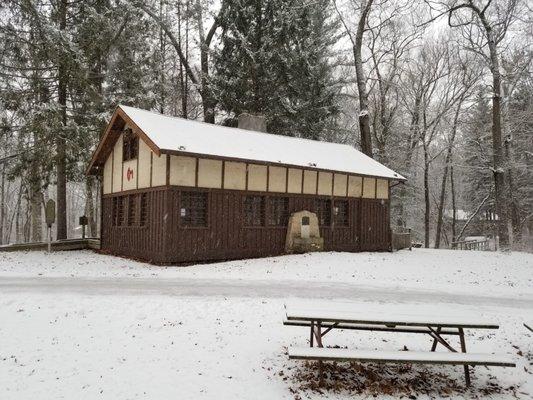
xmin=328 ymin=199 xmax=360 ymax=252
xmin=101 ymin=188 xmax=168 ymax=263
xmin=360 ymin=199 xmax=390 ymax=251
xmin=101 ymin=187 xmax=391 ymax=264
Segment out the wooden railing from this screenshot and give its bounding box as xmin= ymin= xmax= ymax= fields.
xmin=451 ymin=239 xmax=489 ymax=251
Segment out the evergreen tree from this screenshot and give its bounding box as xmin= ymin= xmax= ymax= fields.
xmin=1 ymin=0 xmax=162 ymax=239
xmin=213 ymin=0 xmax=341 ymax=139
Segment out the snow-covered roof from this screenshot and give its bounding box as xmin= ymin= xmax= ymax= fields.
xmin=91 ymin=105 xmax=405 ymax=180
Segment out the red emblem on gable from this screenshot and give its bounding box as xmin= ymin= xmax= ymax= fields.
xmin=126 ymin=167 xmax=134 ymax=181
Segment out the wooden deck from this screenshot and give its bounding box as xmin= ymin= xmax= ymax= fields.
xmin=0 ymin=238 xmax=100 ymax=252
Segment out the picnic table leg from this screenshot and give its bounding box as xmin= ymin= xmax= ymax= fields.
xmin=430 ymin=327 xmax=441 ymax=351
xmin=458 ymin=328 xmax=471 ymax=386
xmin=315 ymin=321 xmax=324 ymax=386
xmin=428 ymin=327 xmax=456 ymax=353
xmin=310 ymin=321 xmax=314 ymax=347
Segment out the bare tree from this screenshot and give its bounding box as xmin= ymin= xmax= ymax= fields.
xmin=423 ymin=0 xmax=523 ymax=248
xmin=334 ymin=0 xmax=375 ymax=157
xmin=177 ymin=0 xmax=190 ymax=118
xmin=434 ymin=53 xmax=481 ymax=248
xmin=136 ymin=0 xmax=225 ymax=123
xmin=366 ymin=12 xmax=420 ymax=163
xmin=400 ymin=40 xmax=469 ymax=247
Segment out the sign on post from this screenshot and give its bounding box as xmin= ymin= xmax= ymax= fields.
xmin=45 ymin=199 xmax=56 ymax=252
xmin=45 ymin=200 xmax=56 ymax=227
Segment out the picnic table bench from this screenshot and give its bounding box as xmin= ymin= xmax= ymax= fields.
xmin=285 ymin=304 xmax=515 ymax=386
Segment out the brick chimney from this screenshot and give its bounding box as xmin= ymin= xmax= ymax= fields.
xmin=237 ymin=113 xmax=267 ymax=133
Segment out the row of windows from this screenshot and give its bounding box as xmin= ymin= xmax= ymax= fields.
xmin=243 ymin=196 xmax=290 ymax=227
xmin=178 ymin=192 xmax=350 ymax=228
xmin=111 ymin=191 xmax=351 ymax=228
xmin=315 ymin=199 xmax=349 ymax=227
xmin=112 ymin=193 xmax=148 ymax=226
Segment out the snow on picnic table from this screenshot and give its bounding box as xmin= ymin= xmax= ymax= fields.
xmin=1 ymin=248 xmax=532 ymax=298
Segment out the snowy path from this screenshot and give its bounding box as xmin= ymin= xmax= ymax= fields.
xmin=2 ymin=275 xmax=533 ymax=309
xmin=2 ymin=249 xmax=532 ymax=300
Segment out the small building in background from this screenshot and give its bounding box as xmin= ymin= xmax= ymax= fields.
xmin=87 ymin=105 xmax=405 ymax=264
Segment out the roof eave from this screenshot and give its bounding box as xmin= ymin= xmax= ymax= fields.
xmin=158 ymin=147 xmax=406 ymax=182
xmin=86 ymin=105 xmax=162 ymax=176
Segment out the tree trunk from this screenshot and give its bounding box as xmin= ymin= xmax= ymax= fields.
xmin=435 ymin=99 xmax=462 ymax=248
xmin=423 ymin=144 xmax=430 ymax=248
xmin=56 ymin=0 xmax=68 ymax=240
xmin=490 ymin=69 xmax=509 ymax=248
xmin=353 ymin=0 xmax=374 ymax=157
xmin=502 ymin=111 xmax=520 ymax=243
xmin=483 ymin=24 xmax=510 ymax=248
xmin=184 ymin=1 xmax=190 ymax=118
xmin=434 ymin=163 xmax=448 ymax=249
xmin=24 ymin=200 xmax=31 ymax=243
xmin=85 ymin=176 xmax=97 ymax=237
xmin=158 ymin=0 xmax=167 ymax=113
xmin=0 ymin=164 xmax=5 ymax=245
xmin=15 ymin=195 xmax=22 ymax=244
xmin=196 ymin=0 xmax=216 ymax=123
xmin=450 ymin=164 xmax=457 ymax=242
xmin=95 ymin=178 xmax=100 ymax=237
xmin=30 ymin=182 xmax=42 ymax=242
xmin=5 ymin=182 xmax=20 ymax=244
xmin=177 ymin=0 xmax=188 ymax=118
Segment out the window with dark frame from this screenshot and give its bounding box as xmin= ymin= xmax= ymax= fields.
xmin=122 ymin=128 xmax=139 ymax=161
xmin=127 ymin=195 xmax=137 ymax=226
xmin=139 ymin=193 xmax=148 ymax=226
xmin=268 ymin=197 xmax=289 ymax=226
xmin=314 ymin=198 xmax=331 ymax=226
xmin=334 ymin=200 xmax=349 ymax=227
xmin=180 ymin=191 xmax=208 ymax=227
xmin=112 ymin=197 xmax=119 ymax=226
xmin=244 ymin=195 xmax=265 ymax=226
xmin=119 ymin=196 xmax=127 ymax=225
xmin=112 ymin=196 xmax=125 ymax=226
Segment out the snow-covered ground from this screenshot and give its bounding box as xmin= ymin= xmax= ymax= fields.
xmin=1 ymin=249 xmax=532 ymax=399
xmin=1 ymin=248 xmax=532 ymax=298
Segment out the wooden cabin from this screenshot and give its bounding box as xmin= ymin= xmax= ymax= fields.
xmin=87 ymin=105 xmax=405 ymax=264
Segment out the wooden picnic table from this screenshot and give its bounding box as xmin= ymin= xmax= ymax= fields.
xmin=285 ymin=307 xmax=500 ymax=329
xmin=285 ymin=304 xmax=514 ymax=386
